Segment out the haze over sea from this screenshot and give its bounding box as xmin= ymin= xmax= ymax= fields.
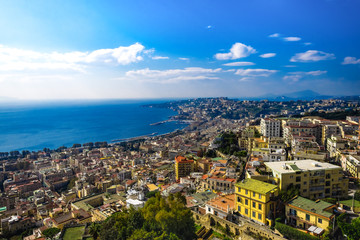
xmin=0 ymin=100 xmax=187 ymax=152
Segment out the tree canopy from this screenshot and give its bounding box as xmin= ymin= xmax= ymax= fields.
xmin=98 ymin=193 xmax=196 ymax=240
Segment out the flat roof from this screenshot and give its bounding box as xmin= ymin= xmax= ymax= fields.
xmin=235 ymin=178 xmax=278 ymax=194
xmin=287 ymin=196 xmax=334 ymax=218
xmin=265 ymin=160 xmax=341 ymax=174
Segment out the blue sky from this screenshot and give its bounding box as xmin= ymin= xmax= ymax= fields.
xmin=0 ymin=0 xmax=359 ymax=100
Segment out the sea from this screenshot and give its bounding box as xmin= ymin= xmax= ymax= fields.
xmin=0 ymin=99 xmax=188 ymax=152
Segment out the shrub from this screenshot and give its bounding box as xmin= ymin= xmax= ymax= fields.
xmin=275 ymin=222 xmax=318 ymax=240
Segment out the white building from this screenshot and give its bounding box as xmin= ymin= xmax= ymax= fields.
xmin=260 ymin=118 xmax=281 ymax=138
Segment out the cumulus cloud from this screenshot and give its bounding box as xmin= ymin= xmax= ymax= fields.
xmin=269 ymin=33 xmax=280 ymax=38
xmin=152 ymin=56 xmax=169 ymax=60
xmin=179 ymin=57 xmax=189 ymax=61
xmin=290 ymin=50 xmax=335 ymax=62
xmin=215 ymin=43 xmax=256 ymax=60
xmin=342 ymin=56 xmax=360 ymax=65
xmin=260 ymin=53 xmax=276 ymax=58
xmin=222 ymin=62 xmax=255 ymax=66
xmin=124 ymin=67 xmax=222 ymax=83
xmin=0 ymin=43 xmax=146 ymax=72
xmin=283 ymin=37 xmax=301 ymax=42
xmin=235 ymin=68 xmax=278 ymax=77
xmin=207 ymin=25 xmax=212 ymax=29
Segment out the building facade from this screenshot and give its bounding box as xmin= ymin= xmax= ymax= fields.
xmin=265 ymin=160 xmax=348 ymax=200
xmin=235 ymin=178 xmax=278 ymax=226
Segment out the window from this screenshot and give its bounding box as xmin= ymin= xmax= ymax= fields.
xmin=258 ymin=203 xmax=262 ymax=210
xmin=306 ymin=214 xmax=310 ymax=221
xmin=253 ymin=202 xmax=256 ymax=208
xmin=245 ymin=190 xmax=248 ymax=194
xmin=318 ymin=218 xmax=322 ymax=223
xmin=296 ymin=176 xmax=301 ymax=182
xmin=208 ymin=207 xmax=211 ymax=212
xmin=253 ymin=192 xmax=256 ymax=197
xmin=258 ymin=213 xmax=262 ymax=220
xmin=290 ymin=175 xmax=294 ymax=179
xmin=238 ymin=206 xmax=241 ymax=212
xmin=252 ymin=211 xmax=256 ymax=218
xmin=245 ymin=199 xmax=248 ymax=205
xmin=238 ymin=187 xmax=241 ymax=192
xmin=245 ymin=208 xmax=248 ymax=215
xmin=259 ymin=194 xmax=262 ymax=199
xmin=303 ymin=181 xmax=307 ymax=185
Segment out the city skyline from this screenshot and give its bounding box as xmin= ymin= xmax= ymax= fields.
xmin=0 ymin=0 xmax=360 ymax=100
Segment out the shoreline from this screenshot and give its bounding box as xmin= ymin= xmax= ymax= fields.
xmin=0 ymin=104 xmax=192 ymax=155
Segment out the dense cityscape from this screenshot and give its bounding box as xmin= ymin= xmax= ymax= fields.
xmin=0 ymin=97 xmax=360 ymax=239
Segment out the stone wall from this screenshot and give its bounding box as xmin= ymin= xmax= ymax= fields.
xmin=192 ymin=211 xmax=285 ymax=240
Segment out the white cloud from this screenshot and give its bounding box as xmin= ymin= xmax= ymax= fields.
xmin=290 ymin=50 xmax=335 ymax=62
xmin=283 ymin=37 xmax=301 ymax=42
xmin=342 ymin=56 xmax=360 ymax=65
xmin=260 ymin=53 xmax=276 ymax=58
xmin=215 ymin=43 xmax=256 ymax=60
xmin=222 ymin=61 xmax=255 ymax=66
xmin=152 ymin=56 xmax=169 ymax=60
xmin=239 ymin=77 xmax=253 ymax=82
xmin=289 ymin=70 xmax=327 ymax=76
xmin=304 ymin=42 xmax=312 ymax=46
xmin=124 ymin=67 xmax=222 ymax=83
xmin=269 ymin=33 xmax=280 ymax=38
xmin=235 ymin=68 xmax=278 ymax=77
xmin=179 ymin=57 xmax=189 ymax=61
xmin=207 ymin=25 xmax=212 ymax=29
xmin=0 ymin=43 xmax=146 ymax=72
xmin=284 ymin=70 xmax=327 ymax=82
xmin=283 ymin=75 xmax=302 ymax=82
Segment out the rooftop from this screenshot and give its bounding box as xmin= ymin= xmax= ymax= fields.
xmin=235 ymin=178 xmax=278 ymax=194
xmin=287 ymin=196 xmax=335 ymax=219
xmin=265 ymin=160 xmax=341 ymax=174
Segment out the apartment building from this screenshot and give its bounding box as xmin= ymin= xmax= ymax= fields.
xmin=201 ymin=175 xmax=236 ymax=193
xmin=265 ymin=160 xmax=348 ymax=200
xmin=286 ymin=196 xmax=336 ymax=235
xmin=260 ymin=118 xmax=281 ymax=137
xmin=235 ymin=178 xmax=279 ymax=226
xmin=175 ymin=156 xmax=194 ymax=181
xmin=339 ymin=154 xmax=360 ymax=179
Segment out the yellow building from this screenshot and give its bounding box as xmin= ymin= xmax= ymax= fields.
xmin=175 ymin=156 xmax=194 ymax=181
xmin=235 ymin=178 xmax=278 ymax=226
xmin=265 ymin=160 xmax=348 ymax=200
xmin=286 ymin=196 xmax=336 ymax=236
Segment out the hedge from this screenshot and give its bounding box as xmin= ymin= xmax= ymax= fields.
xmin=275 ymin=222 xmax=318 ymax=240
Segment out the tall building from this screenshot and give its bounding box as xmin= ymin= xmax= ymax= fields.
xmin=265 ymin=160 xmax=348 ymax=200
xmin=260 ymin=118 xmax=281 ymax=138
xmin=175 ymin=156 xmax=194 ymax=181
xmin=235 ymin=178 xmax=279 ymax=226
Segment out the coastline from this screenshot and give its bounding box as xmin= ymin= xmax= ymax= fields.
xmin=0 ymin=100 xmax=190 ymax=153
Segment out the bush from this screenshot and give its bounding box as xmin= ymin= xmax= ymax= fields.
xmin=275 ymin=222 xmax=318 ymax=240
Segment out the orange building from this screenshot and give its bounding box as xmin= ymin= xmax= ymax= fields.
xmin=175 ymin=156 xmax=194 ymax=181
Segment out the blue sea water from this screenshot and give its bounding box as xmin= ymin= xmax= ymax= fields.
xmin=0 ymin=99 xmax=187 ymax=152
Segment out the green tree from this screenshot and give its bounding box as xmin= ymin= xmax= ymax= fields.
xmin=42 ymin=227 xmax=60 ymax=239
xmin=89 ymin=222 xmax=101 ymax=240
xmin=338 ymin=214 xmax=360 ymax=240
